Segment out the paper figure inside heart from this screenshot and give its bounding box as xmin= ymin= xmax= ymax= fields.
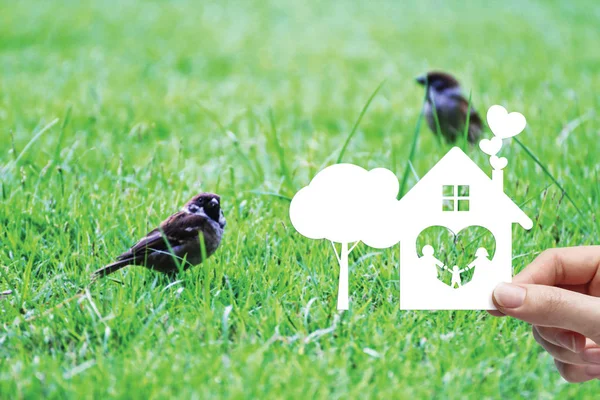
xmin=289 ymin=105 xmax=533 ymax=311
xmin=416 ymin=225 xmax=496 ymax=289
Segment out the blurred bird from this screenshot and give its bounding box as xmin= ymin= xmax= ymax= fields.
xmin=92 ymin=193 xmax=226 ymax=278
xmin=0 ymin=290 xmax=12 ymax=300
xmin=416 ymin=71 xmax=483 ymax=144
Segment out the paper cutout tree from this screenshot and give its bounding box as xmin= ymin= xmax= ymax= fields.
xmin=289 ymin=165 xmax=400 ymax=310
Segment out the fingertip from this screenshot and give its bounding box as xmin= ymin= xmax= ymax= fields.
xmin=555 ymin=359 xmax=599 ymax=382
xmin=585 ymin=365 xmax=600 ymax=378
xmin=493 ymin=282 xmax=526 ymax=309
xmin=534 ymin=325 xmax=588 ymax=353
xmin=573 ymin=333 xmax=588 ymax=353
xmin=556 ymin=331 xmax=587 ymax=353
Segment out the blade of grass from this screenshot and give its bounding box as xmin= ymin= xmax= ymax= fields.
xmin=197 ymin=103 xmax=261 ymax=182
xmin=268 ymin=109 xmax=294 ymax=193
xmin=336 ymin=80 xmax=386 ymax=163
xmin=431 ymin=98 xmax=443 ymax=147
xmin=1 ymin=118 xmax=59 ymax=176
xmin=53 ymin=106 xmax=72 ymax=163
xmin=514 ymin=137 xmax=584 ymax=218
xmin=249 ymin=190 xmax=292 ymax=202
xmin=398 ymin=88 xmax=428 ymax=198
xmin=462 ymin=91 xmax=473 ymax=151
xmin=425 ymin=78 xmax=443 ymax=148
xmin=570 ymin=174 xmax=600 ymax=236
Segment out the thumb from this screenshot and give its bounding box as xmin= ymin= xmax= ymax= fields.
xmin=493 ymin=282 xmax=600 ymax=343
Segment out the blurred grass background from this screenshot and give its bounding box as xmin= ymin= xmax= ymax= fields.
xmin=1 ymin=0 xmax=599 ymax=398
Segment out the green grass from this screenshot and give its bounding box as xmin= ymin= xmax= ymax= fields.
xmin=1 ymin=0 xmax=600 ymax=398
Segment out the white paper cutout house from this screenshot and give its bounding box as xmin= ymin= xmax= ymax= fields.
xmin=397 ymin=147 xmax=532 ymax=310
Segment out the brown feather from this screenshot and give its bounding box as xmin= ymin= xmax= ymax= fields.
xmin=117 ymin=212 xmax=212 ymax=263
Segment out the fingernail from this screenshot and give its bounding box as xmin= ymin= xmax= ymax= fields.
xmin=585 ymin=365 xmax=600 ymax=377
xmin=556 ymin=333 xmax=577 ymax=352
xmin=493 ymin=283 xmax=526 ymax=308
xmin=582 ymin=349 xmax=600 ymax=364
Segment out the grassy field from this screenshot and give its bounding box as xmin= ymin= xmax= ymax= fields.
xmin=1 ymin=0 xmax=600 ymax=398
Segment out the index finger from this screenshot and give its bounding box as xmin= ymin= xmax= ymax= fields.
xmin=514 ymin=246 xmax=600 ymax=287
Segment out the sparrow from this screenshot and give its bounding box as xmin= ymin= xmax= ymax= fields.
xmin=416 ymin=71 xmax=483 ymax=144
xmin=92 ymin=193 xmax=226 ymax=278
xmin=0 ymin=290 xmax=12 ymax=300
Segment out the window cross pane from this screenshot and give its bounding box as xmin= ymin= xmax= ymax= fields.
xmin=442 ymin=199 xmax=454 ymax=211
xmin=442 ymin=185 xmax=470 ymax=212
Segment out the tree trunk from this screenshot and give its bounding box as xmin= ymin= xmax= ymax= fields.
xmin=337 ymin=242 xmax=349 ymax=310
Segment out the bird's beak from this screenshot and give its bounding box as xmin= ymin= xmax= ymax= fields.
xmin=415 ymin=75 xmax=427 ymax=86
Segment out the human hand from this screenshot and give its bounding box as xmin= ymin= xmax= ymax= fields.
xmin=490 ymin=246 xmax=600 ymax=382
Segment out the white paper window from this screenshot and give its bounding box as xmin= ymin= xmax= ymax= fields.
xmin=442 ymin=185 xmax=469 ymax=212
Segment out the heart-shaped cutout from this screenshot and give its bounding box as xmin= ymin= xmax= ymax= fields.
xmin=490 ymin=155 xmax=508 ymax=170
xmin=479 ymin=136 xmax=502 ymax=156
xmin=416 ymin=225 xmax=496 ymax=289
xmin=486 ymin=105 xmax=527 ymax=139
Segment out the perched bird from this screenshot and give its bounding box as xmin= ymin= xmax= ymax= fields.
xmin=416 ymin=71 xmax=483 ymax=144
xmin=93 ymin=193 xmax=226 ymax=278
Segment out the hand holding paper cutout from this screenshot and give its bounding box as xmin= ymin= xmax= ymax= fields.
xmin=491 ymin=246 xmax=600 ymax=383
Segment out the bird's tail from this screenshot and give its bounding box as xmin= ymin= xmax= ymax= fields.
xmin=91 ymin=259 xmax=132 ymax=279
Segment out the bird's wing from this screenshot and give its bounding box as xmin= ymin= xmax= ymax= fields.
xmin=450 ymin=92 xmax=483 ymax=127
xmin=462 ymin=102 xmax=483 ymax=130
xmin=116 ymin=228 xmax=161 ymax=260
xmin=449 ymin=92 xmax=484 ymax=143
xmin=116 ymin=212 xmax=209 ymax=261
